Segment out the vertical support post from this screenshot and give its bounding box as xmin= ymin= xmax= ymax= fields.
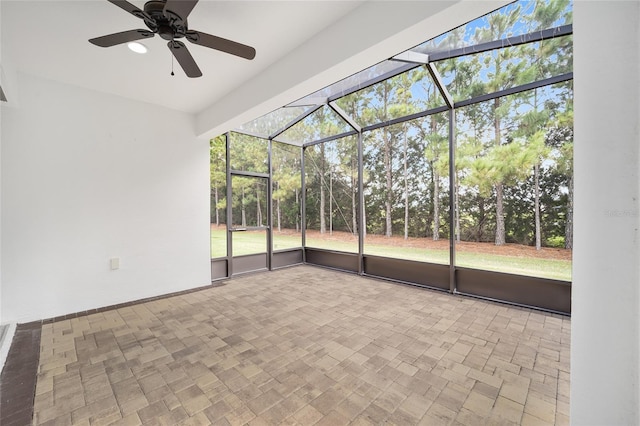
xmin=358 ymin=131 xmax=364 ymax=275
xmin=329 ymin=168 xmax=333 ymax=235
xmin=448 ymin=108 xmax=456 ymax=294
xmin=267 ymin=139 xmax=273 ymax=271
xmin=301 ymin=146 xmax=307 ymax=263
xmin=225 ymin=132 xmax=233 ymax=277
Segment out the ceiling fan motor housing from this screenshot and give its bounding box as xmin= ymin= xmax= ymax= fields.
xmin=143 ymin=0 xmax=187 ymax=39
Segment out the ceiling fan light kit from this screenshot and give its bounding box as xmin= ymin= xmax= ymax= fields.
xmin=89 ymin=0 xmax=256 ymax=78
xmin=127 ymin=42 xmax=148 ymax=54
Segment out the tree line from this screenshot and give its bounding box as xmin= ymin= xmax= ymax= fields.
xmin=212 ymin=0 xmax=574 ymax=251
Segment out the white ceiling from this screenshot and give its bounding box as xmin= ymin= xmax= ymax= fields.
xmin=1 ymin=1 xmax=510 ymax=138
xmin=0 ymin=0 xmax=364 ymax=114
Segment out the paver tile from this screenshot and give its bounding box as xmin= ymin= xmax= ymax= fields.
xmin=27 ymin=266 xmax=570 ymax=426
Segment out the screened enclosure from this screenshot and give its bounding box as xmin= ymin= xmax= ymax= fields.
xmin=211 ymin=0 xmax=573 ymax=314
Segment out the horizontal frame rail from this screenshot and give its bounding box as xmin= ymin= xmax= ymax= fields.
xmin=428 ymin=24 xmax=573 ymax=62
xmin=362 ymin=106 xmax=450 ymax=132
xmin=229 ymin=170 xmax=270 ymax=179
xmin=302 ymin=130 xmax=359 ymax=147
xmin=455 ymin=72 xmax=574 ymax=108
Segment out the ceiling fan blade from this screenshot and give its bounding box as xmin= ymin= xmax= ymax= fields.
xmin=163 ymin=0 xmax=199 ymax=21
xmin=89 ymin=29 xmax=155 ymax=47
xmin=107 ymin=0 xmax=148 ymax=20
xmin=168 ymin=41 xmax=202 ymax=78
xmin=186 ymin=30 xmax=256 ymax=60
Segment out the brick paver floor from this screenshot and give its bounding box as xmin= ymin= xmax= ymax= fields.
xmin=33 ymin=265 xmax=570 ymax=425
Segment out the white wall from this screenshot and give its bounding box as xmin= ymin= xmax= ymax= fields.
xmin=0 ymin=51 xmax=21 ymax=326
xmin=572 ymin=1 xmax=640 ymax=425
xmin=0 ymin=73 xmax=211 ymax=323
xmin=0 ymin=78 xmax=3 ymax=324
xmin=0 ymin=2 xmax=3 ymax=326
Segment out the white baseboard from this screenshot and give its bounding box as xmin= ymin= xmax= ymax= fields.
xmin=0 ymin=322 xmax=17 ymax=373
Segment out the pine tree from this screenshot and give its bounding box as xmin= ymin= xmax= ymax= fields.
xmin=473 ymin=5 xmax=525 ymax=245
xmin=210 ymin=136 xmax=226 ymax=226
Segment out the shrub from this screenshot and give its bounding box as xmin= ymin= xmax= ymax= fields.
xmin=546 ymin=236 xmax=565 ymax=248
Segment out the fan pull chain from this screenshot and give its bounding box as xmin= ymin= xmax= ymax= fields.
xmin=170 ymin=38 xmax=175 ymax=76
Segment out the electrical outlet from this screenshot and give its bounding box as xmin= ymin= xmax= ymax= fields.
xmin=110 ymin=258 xmax=120 ymax=270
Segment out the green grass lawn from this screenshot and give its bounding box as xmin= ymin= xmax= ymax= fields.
xmin=455 ymin=251 xmax=570 ymax=281
xmin=211 ymin=228 xmax=571 ymax=281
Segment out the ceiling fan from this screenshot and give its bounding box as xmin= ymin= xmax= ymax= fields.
xmin=89 ymin=0 xmax=256 ymax=78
